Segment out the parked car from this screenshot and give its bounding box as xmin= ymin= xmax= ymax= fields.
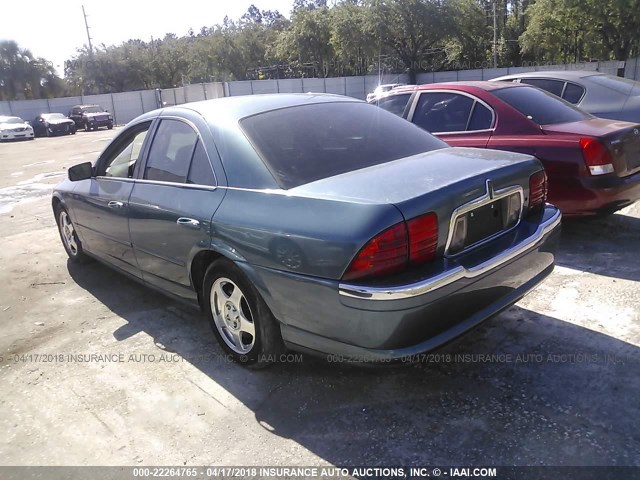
xmin=366 ymin=83 xmax=406 ymax=102
xmin=371 ymin=82 xmax=640 ymax=216
xmin=0 ymin=116 xmax=34 ymax=141
xmin=33 ymin=113 xmax=76 ymax=137
xmin=69 ymin=105 xmax=113 ymax=131
xmin=53 ymin=94 xmax=560 ymax=367
xmin=490 ymin=71 xmax=640 ymax=123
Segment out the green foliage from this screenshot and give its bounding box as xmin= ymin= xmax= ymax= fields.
xmin=0 ymin=40 xmax=64 ymax=100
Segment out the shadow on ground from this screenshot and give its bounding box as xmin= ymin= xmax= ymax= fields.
xmin=557 ymin=212 xmax=640 ymax=282
xmin=68 ymin=257 xmax=640 ymax=467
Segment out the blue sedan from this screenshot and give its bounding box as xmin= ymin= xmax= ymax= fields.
xmin=52 ymin=94 xmax=561 ymax=367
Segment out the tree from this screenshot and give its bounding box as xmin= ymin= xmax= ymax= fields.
xmin=0 ymin=40 xmax=63 ymax=100
xmin=368 ymin=0 xmax=453 ymax=82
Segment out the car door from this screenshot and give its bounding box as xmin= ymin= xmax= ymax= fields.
xmin=69 ymin=121 xmax=152 ymax=277
xmin=128 ymin=117 xmax=225 ymax=300
xmin=407 ymin=91 xmax=493 ymax=147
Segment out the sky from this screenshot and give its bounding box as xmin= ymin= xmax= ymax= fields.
xmin=0 ymin=0 xmax=295 ymax=76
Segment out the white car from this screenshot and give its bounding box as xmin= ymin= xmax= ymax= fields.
xmin=366 ymin=83 xmax=406 ymax=102
xmin=0 ymin=116 xmax=35 ymax=141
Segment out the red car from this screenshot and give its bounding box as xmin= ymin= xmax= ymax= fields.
xmin=372 ymin=81 xmax=640 ymax=216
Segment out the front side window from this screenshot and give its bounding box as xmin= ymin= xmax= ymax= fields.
xmin=375 ymin=94 xmax=412 ymax=117
xmin=144 ymin=120 xmax=198 ymax=183
xmin=99 ymin=123 xmax=150 ymax=178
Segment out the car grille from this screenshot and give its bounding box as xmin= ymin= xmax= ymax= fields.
xmin=96 ymin=115 xmax=108 ymax=122
xmin=14 ymin=127 xmax=26 ymax=132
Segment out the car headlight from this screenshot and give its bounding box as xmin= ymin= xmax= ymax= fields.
xmin=108 ymin=115 xmax=113 ymax=120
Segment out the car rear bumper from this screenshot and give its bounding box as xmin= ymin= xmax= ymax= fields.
xmin=550 ymin=170 xmax=640 ymax=216
xmin=246 ymin=205 xmax=561 ymax=362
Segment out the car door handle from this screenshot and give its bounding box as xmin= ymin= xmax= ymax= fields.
xmin=176 ymin=217 xmax=201 ymax=229
xmin=108 ymin=201 xmax=124 ymax=209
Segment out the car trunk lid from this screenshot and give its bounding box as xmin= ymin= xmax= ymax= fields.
xmin=293 ymin=147 xmax=542 ymax=257
xmin=542 ymin=118 xmax=640 ymax=177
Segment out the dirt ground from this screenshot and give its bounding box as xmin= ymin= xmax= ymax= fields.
xmin=0 ymin=130 xmax=638 ymax=467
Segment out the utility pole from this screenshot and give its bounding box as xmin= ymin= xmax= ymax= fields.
xmin=82 ymin=5 xmax=94 ymax=58
xmin=492 ymin=0 xmax=497 ymax=69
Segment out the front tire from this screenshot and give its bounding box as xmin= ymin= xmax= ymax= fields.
xmin=55 ymin=205 xmax=90 ymax=264
xmin=203 ymin=258 xmax=284 ymax=368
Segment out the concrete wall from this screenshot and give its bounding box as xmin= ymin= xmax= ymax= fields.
xmin=0 ymin=83 xmax=223 ymax=124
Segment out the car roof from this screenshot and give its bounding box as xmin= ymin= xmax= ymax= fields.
xmin=386 ymin=81 xmax=526 ymax=94
xmin=491 ymin=70 xmax=607 ymax=81
xmin=162 ymin=93 xmax=360 ymax=123
xmin=72 ymin=104 xmax=101 ymax=108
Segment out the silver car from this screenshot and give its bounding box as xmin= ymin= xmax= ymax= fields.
xmin=490 ymin=71 xmax=640 ymax=122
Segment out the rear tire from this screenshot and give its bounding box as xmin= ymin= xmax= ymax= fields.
xmin=55 ymin=205 xmax=91 ymax=264
xmin=203 ymin=258 xmax=284 ymax=368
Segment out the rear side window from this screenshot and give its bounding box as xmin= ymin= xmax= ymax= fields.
xmin=562 ymin=82 xmax=585 ymax=104
xmin=145 ymin=120 xmax=198 ymax=183
xmin=240 ymin=102 xmax=447 ymax=189
xmin=468 ymin=102 xmax=493 ymax=130
xmin=520 ymin=78 xmax=565 ymax=97
xmin=187 ymin=140 xmax=216 ymax=186
xmin=375 ymin=94 xmax=412 ymax=116
xmin=413 ymin=92 xmax=474 ymax=133
xmin=493 ymin=86 xmax=591 ymax=125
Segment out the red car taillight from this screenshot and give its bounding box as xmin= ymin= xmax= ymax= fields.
xmin=342 ymin=213 xmax=438 ymax=281
xmin=580 ymin=138 xmax=615 ymax=175
xmin=529 ymin=170 xmax=547 ymax=213
xmin=407 ymin=212 xmax=438 ymax=264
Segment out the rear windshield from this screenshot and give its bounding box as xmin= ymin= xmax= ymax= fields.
xmin=493 ymin=86 xmax=591 ymax=125
xmin=240 ymin=102 xmax=447 ymax=189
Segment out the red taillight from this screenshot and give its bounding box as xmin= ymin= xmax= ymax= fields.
xmin=529 ymin=170 xmax=547 ymax=213
xmin=343 ymin=213 xmax=439 ymax=281
xmin=407 ymin=213 xmax=438 ymax=263
xmin=579 ymin=138 xmax=615 ymax=175
xmin=342 ymin=222 xmax=408 ymax=281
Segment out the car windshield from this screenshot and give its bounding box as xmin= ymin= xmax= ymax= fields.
xmin=1 ymin=117 xmax=25 ymax=124
xmin=493 ymin=86 xmax=592 ymax=125
xmin=42 ymin=114 xmax=66 ymax=120
xmin=586 ymin=74 xmax=639 ymax=95
xmin=82 ymin=106 xmax=103 ymax=113
xmin=240 ymin=101 xmax=447 ymax=189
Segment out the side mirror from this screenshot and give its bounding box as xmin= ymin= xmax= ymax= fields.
xmin=38 ymin=118 xmax=44 ymax=122
xmin=68 ymin=162 xmax=93 ymax=182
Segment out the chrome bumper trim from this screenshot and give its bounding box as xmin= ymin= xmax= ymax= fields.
xmin=339 ymin=206 xmax=561 ymax=301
